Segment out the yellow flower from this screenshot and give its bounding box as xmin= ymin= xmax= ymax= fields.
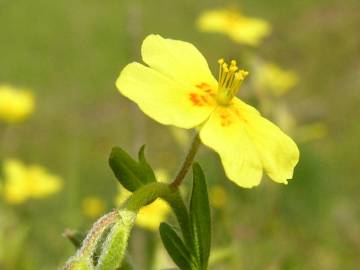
xmin=1 ymin=159 xmax=62 ymax=204
xmin=115 ymin=186 xmax=170 ymax=231
xmin=0 ymin=85 xmax=34 ymax=123
xmin=197 ymin=9 xmax=271 ymax=46
xmin=255 ymin=62 xmax=298 ymax=96
xmin=82 ymin=196 xmax=106 ymax=218
xmin=116 ymin=35 xmax=299 ymax=188
xmin=209 ymin=185 xmax=228 ymax=209
xmin=136 ymin=199 xmax=170 ymax=231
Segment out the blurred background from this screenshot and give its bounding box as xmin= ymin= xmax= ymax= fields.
xmin=0 ymin=0 xmax=359 ymax=269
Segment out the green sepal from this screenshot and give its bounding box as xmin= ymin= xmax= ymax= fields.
xmin=63 ymin=258 xmax=93 ymax=270
xmin=109 ymin=145 xmax=156 ymax=192
xmin=92 ymin=226 xmax=112 ymax=266
xmin=95 ymin=210 xmax=136 ymax=270
xmin=190 ymin=163 xmax=211 ymax=270
xmin=159 ymin=223 xmax=197 ymax=270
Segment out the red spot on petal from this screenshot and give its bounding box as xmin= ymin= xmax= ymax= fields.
xmin=190 ymin=82 xmax=216 ymax=107
xmin=190 ymin=93 xmax=203 ymax=106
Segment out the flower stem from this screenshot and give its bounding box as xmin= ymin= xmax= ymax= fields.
xmin=170 ymin=133 xmax=201 ymax=188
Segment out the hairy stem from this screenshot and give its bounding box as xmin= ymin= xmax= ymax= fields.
xmin=170 ymin=133 xmax=201 ymax=188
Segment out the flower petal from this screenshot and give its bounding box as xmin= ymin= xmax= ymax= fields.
xmin=116 ymin=62 xmax=216 ymax=129
xmin=200 ymin=99 xmax=299 ymax=187
xmin=141 ymin=34 xmax=218 ymax=88
xmin=197 ymin=9 xmax=271 ymax=46
xmin=229 ymin=18 xmax=271 ymax=46
xmin=197 ymin=9 xmax=232 ymax=33
xmin=199 ymin=106 xmax=263 ymax=188
xmin=232 ymin=98 xmax=299 ymax=183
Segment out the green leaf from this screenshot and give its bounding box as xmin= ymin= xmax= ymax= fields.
xmin=162 ymin=190 xmax=193 ymax=248
xmin=138 ymin=145 xmax=156 ymax=184
xmin=190 ymin=163 xmax=211 ymax=270
xmin=159 ymin=223 xmax=197 ymax=270
xmin=109 ymin=146 xmax=156 ymax=192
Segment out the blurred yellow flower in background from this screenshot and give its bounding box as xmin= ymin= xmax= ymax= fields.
xmin=209 ymin=185 xmax=228 ymax=209
xmin=1 ymin=159 xmax=62 ymax=204
xmin=197 ymin=8 xmax=271 ymax=46
xmin=136 ymin=199 xmax=170 ymax=231
xmin=115 ymin=168 xmax=170 ymax=231
xmin=82 ymin=196 xmax=106 ymax=218
xmin=254 ymin=62 xmax=298 ymax=96
xmin=0 ymin=85 xmax=34 ymax=123
xmin=116 ymin=35 xmax=299 ymax=188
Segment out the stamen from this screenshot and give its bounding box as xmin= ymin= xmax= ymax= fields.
xmin=217 ymin=59 xmax=249 ymax=105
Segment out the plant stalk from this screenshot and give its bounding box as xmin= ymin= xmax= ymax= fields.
xmin=170 ymin=133 xmax=201 ymax=188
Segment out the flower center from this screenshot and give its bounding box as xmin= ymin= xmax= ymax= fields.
xmin=216 ymin=59 xmax=248 ymax=105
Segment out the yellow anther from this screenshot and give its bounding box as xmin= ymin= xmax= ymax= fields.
xmin=239 ymin=70 xmax=249 ymax=76
xmin=222 ymin=63 xmax=229 ymax=73
xmin=234 ymin=73 xmax=243 ymax=80
xmin=217 ymin=59 xmax=249 ymax=105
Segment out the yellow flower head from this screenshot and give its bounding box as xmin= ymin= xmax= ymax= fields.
xmin=82 ymin=196 xmax=106 ymax=218
xmin=0 ymin=85 xmax=34 ymax=123
xmin=115 ymin=186 xmax=170 ymax=231
xmin=1 ymin=159 xmax=62 ymax=204
xmin=255 ymin=62 xmax=298 ymax=96
xmin=116 ymin=35 xmax=299 ymax=188
xmin=136 ymin=199 xmax=170 ymax=231
xmin=209 ymin=185 xmax=228 ymax=209
xmin=197 ymin=9 xmax=271 ymax=46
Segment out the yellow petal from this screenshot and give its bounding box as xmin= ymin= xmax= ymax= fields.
xmin=234 ymin=98 xmax=299 ymax=183
xmin=116 ymin=62 xmax=216 ymax=129
xmin=200 ymin=105 xmax=263 ymax=188
xmin=0 ymin=85 xmax=34 ymax=123
xmin=209 ymin=185 xmax=228 ymax=208
xmin=229 ymin=17 xmax=271 ymax=46
xmin=141 ymin=34 xmax=218 ymax=88
xmin=27 ymin=166 xmax=62 ymax=198
xmin=2 ymin=159 xmax=62 ymax=204
xmin=200 ymin=99 xmax=299 ymax=187
xmin=197 ymin=9 xmax=271 ymax=46
xmin=197 ymin=9 xmax=231 ymax=33
xmin=136 ymin=198 xmax=170 ymax=231
xmin=2 ymin=159 xmax=29 ymax=204
xmin=82 ymin=196 xmax=106 ymax=218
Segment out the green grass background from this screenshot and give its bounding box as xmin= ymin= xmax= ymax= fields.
xmin=0 ymin=0 xmax=359 ymax=269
